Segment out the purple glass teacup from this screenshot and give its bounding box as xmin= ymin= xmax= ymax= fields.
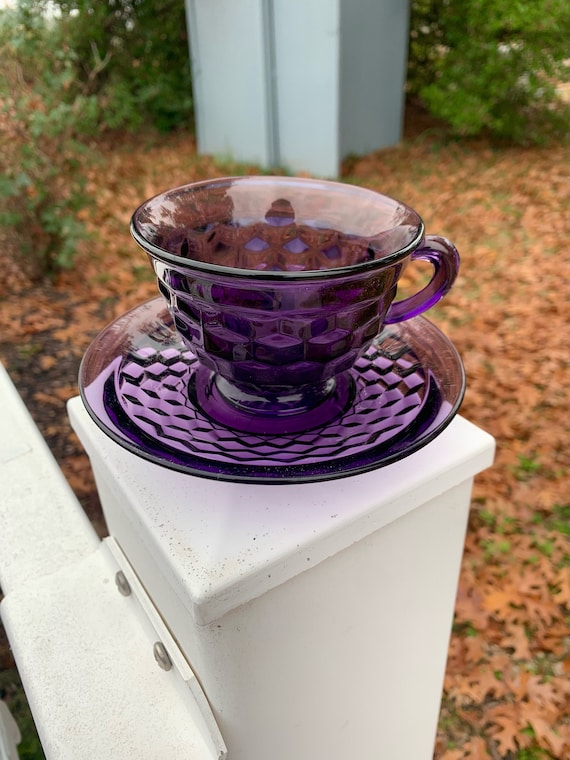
xmin=131 ymin=176 xmax=459 ymax=428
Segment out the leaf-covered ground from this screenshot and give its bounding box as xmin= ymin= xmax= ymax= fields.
xmin=0 ymin=111 xmax=569 ymax=759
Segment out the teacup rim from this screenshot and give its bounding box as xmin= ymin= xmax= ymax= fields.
xmin=130 ymin=176 xmax=426 ymax=280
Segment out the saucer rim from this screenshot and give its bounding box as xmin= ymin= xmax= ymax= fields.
xmin=79 ymin=298 xmax=465 ymax=484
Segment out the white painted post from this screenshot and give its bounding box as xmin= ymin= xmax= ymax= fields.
xmin=68 ymin=396 xmax=495 ymax=760
xmin=0 ymin=361 xmax=495 ymax=760
xmin=0 ymin=364 xmax=226 ymax=760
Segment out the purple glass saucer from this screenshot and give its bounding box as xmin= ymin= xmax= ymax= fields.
xmin=79 ymin=298 xmax=465 ymax=484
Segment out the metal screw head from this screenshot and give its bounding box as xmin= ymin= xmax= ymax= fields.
xmin=115 ymin=570 xmax=132 ymax=597
xmin=153 ymin=641 xmax=172 ymax=671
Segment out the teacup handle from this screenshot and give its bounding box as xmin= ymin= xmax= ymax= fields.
xmin=384 ymin=235 xmax=460 ymax=324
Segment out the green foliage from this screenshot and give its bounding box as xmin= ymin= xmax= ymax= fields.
xmin=516 ymin=741 xmax=555 ymax=759
xmin=408 ymin=0 xmax=570 ymax=143
xmin=550 ymin=504 xmax=570 ymax=536
xmin=0 ymin=0 xmax=193 ymax=278
xmin=0 ymin=667 xmax=45 ymax=760
xmin=42 ymin=0 xmax=193 ymax=132
xmin=512 ymin=453 xmax=542 ymax=481
xmin=0 ymin=3 xmax=95 ymax=278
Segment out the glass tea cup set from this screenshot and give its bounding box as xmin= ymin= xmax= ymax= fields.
xmin=80 ymin=176 xmax=465 ymax=484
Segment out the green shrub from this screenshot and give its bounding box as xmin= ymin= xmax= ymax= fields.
xmin=0 ymin=4 xmax=96 ymax=278
xmin=0 ymin=0 xmax=193 ymax=278
xmin=44 ymin=0 xmax=193 ymax=132
xmin=408 ymin=0 xmax=570 ymax=143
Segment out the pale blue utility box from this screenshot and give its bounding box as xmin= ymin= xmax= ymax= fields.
xmin=184 ymin=0 xmax=410 ymax=177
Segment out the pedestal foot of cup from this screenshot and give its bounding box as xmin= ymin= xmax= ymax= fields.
xmin=191 ymin=368 xmax=355 ymax=435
